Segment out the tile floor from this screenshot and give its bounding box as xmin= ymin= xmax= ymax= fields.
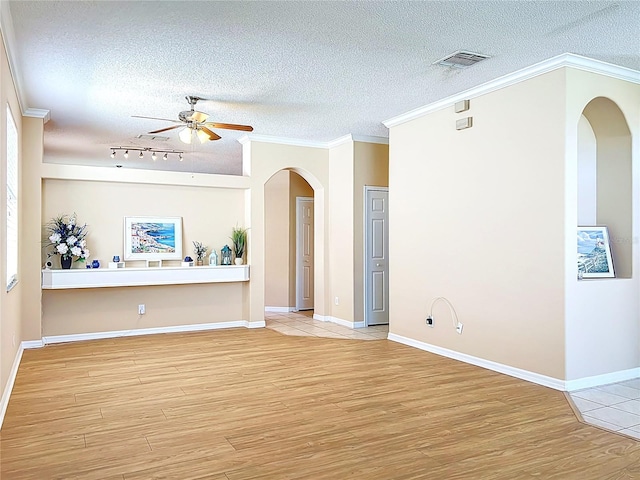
xmin=569 ymin=378 xmax=640 ymax=440
xmin=264 ymin=310 xmax=388 ymax=340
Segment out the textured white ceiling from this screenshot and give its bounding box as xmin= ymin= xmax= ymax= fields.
xmin=7 ymin=1 xmax=640 ymax=175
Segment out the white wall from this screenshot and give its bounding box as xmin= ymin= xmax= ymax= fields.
xmin=577 ymin=115 xmax=597 ymax=226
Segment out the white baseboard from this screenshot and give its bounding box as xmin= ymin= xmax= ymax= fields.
xmin=387 ymin=333 xmax=566 ymax=391
xmin=0 ymin=344 xmax=24 ymax=429
xmin=265 ymin=306 xmax=295 ymax=313
xmin=312 ymin=314 xmax=365 ymax=329
xmin=565 ymin=367 xmax=640 ymax=392
xmin=0 ymin=339 xmax=44 ymax=430
xmin=42 ymin=320 xmax=261 ymax=345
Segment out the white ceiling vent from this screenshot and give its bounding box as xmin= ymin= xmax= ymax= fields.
xmin=137 ymin=134 xmax=169 ymax=141
xmin=434 ymin=50 xmax=491 ymax=69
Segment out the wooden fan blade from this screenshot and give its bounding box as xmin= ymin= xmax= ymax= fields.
xmin=205 ymin=122 xmax=254 ymax=132
xmin=199 ymin=126 xmax=221 ymax=141
xmin=148 ymin=125 xmax=181 ymax=134
xmin=190 ymin=111 xmax=209 ymax=123
xmin=132 ymin=115 xmax=181 ymax=123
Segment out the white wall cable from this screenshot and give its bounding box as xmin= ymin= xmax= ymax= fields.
xmin=428 ymin=297 xmax=462 ymax=332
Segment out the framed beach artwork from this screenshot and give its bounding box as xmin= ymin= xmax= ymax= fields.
xmin=124 ymin=216 xmax=183 ymax=261
xmin=577 ymin=226 xmax=615 ymax=278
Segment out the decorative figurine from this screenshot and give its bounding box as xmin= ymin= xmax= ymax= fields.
xmin=221 ymin=245 xmax=232 ymax=265
xmin=209 ymin=249 xmax=218 ymax=266
xmin=113 ymin=255 xmax=120 ymax=262
xmin=91 ymin=259 xmax=100 ymax=269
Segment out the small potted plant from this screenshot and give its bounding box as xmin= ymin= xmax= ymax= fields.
xmin=192 ymin=241 xmax=208 ymax=266
xmin=45 ymin=213 xmax=90 ymax=269
xmin=230 ymin=226 xmax=248 ymax=265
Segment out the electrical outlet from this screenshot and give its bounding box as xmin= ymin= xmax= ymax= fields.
xmin=138 ymin=304 xmax=146 ymax=315
xmin=334 ymin=297 xmax=339 ymax=305
xmin=426 ymin=316 xmax=433 ymax=327
xmin=456 ymin=323 xmax=464 ymax=334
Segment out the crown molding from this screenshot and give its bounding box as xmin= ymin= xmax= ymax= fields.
xmin=384 ymin=53 xmax=640 ymax=129
xmin=327 ymin=134 xmax=390 ymax=148
xmin=352 ymin=135 xmax=389 ymax=145
xmin=240 ymin=133 xmax=389 ymax=149
xmin=237 ymin=133 xmax=327 ymax=149
xmin=326 ymin=134 xmax=353 ymax=148
xmin=24 ymin=108 xmax=51 ymax=122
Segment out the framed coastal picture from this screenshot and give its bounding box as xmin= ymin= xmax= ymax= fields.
xmin=577 ymin=226 xmax=615 ymax=278
xmin=124 ymin=216 xmax=183 ymax=261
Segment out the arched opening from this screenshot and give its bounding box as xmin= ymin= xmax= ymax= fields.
xmin=577 ymin=97 xmax=632 ymax=278
xmin=264 ymin=169 xmax=315 ymax=313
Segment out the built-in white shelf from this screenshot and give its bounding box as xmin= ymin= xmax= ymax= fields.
xmin=41 ymin=265 xmax=250 ymax=289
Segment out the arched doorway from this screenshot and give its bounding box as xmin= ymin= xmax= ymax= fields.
xmin=264 ymin=169 xmax=315 ymax=312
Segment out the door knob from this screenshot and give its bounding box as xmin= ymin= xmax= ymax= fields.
xmin=376 ymin=263 xmax=381 ymax=267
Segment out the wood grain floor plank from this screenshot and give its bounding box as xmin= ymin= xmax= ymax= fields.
xmin=2 ymin=328 xmax=639 ymax=479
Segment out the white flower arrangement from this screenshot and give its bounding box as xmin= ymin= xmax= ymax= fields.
xmin=45 ymin=213 xmax=90 ymax=263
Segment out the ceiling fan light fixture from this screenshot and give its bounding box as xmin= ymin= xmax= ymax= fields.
xmin=179 ymin=127 xmax=192 ymax=144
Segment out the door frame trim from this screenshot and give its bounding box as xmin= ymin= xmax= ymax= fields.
xmin=296 ymin=196 xmax=314 ymax=311
xmin=364 ymin=186 xmax=389 ymax=326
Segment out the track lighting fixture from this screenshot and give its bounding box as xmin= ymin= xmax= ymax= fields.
xmin=108 ymin=147 xmax=185 ymax=163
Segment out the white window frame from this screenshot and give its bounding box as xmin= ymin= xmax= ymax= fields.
xmin=6 ymin=104 xmax=18 ymax=291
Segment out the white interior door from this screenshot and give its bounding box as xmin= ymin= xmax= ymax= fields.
xmin=296 ymin=197 xmax=314 ymax=310
xmin=365 ymin=187 xmax=389 ymax=326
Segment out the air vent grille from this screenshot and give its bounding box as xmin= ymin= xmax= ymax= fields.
xmin=435 ymin=50 xmax=490 ymax=69
xmin=137 ymin=134 xmax=169 ymax=141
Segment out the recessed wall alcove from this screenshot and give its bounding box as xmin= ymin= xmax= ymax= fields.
xmin=577 ymin=97 xmax=632 ymax=279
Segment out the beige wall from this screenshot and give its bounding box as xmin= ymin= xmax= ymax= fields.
xmin=564 ymin=69 xmax=640 ymax=381
xmin=40 ymin=177 xmax=249 ymax=336
xmin=328 ymin=141 xmax=355 ymax=321
xmin=389 ymin=70 xmax=567 ymax=379
xmin=0 ymin=38 xmax=29 ymax=407
xmin=353 ymin=142 xmax=389 ymax=322
xmin=264 ymin=170 xmax=290 ymax=308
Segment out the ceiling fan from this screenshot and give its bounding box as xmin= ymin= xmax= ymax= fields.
xmin=133 ymin=95 xmax=253 ymax=144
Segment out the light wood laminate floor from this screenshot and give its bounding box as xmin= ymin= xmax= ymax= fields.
xmin=2 ymin=328 xmax=640 ymax=479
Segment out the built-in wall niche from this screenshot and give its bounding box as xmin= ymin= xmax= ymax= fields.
xmin=577 ymin=97 xmax=632 ymax=279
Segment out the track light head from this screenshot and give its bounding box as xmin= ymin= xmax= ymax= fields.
xmin=110 ymin=150 xmax=116 ymax=158
xmin=163 ymin=153 xmax=168 ymax=161
xmin=124 ymin=150 xmax=129 ymax=159
xmin=179 ymin=153 xmax=183 ymax=162
xmin=151 ymin=152 xmax=157 ymax=161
